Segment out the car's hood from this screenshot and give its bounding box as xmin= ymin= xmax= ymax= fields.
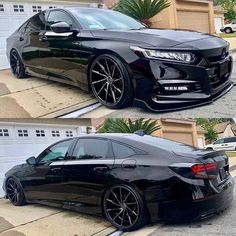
xmin=91 ymin=28 xmax=215 ymax=48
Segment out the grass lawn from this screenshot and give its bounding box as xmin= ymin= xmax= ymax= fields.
xmin=226 ymin=151 xmax=236 ymax=158
xmin=220 ymin=33 xmax=236 ymax=38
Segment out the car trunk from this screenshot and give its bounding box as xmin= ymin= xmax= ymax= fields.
xmin=174 ymin=149 xmax=230 ymax=187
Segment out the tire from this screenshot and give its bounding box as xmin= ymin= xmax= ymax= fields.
xmin=89 ymin=54 xmax=133 ymax=109
xmin=103 ymin=185 xmax=148 ymax=232
xmin=10 ymin=49 xmax=26 ymax=79
xmin=224 ymin=28 xmax=233 ymax=34
xmin=6 ymin=177 xmax=26 ymax=206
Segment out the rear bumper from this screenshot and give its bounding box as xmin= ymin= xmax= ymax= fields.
xmin=155 ymin=176 xmax=234 ymax=222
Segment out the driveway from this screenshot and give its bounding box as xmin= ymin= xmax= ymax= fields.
xmin=0 ymin=70 xmax=97 ymax=118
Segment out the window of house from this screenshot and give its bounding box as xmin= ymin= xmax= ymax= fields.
xmin=13 ymin=5 xmax=24 ymax=12
xmin=18 ymin=129 xmax=28 ymax=137
xmin=0 ymin=4 xmax=4 ymax=12
xmin=49 ymin=6 xmax=56 ymax=9
xmin=52 ymin=130 xmax=60 ymax=137
xmin=32 ymin=5 xmax=42 ymax=13
xmin=0 ymin=129 xmax=9 ymax=137
xmin=36 ymin=130 xmax=45 ymax=137
xmin=66 ymin=131 xmax=73 ymax=137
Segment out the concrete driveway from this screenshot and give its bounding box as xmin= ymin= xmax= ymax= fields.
xmin=0 ymin=70 xmax=97 ymax=118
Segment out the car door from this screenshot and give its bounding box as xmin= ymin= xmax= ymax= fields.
xmin=231 ymin=21 xmax=236 ymax=31
xmin=223 ymin=137 xmax=236 ymax=151
xmin=38 ymin=9 xmax=85 ymax=86
xmin=23 ymin=138 xmax=74 ymax=202
xmin=20 ymin=12 xmax=47 ymax=73
xmin=61 ymin=138 xmax=115 ymax=207
xmin=212 ymin=138 xmax=225 ymax=150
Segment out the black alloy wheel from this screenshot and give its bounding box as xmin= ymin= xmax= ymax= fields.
xmin=6 ymin=178 xmax=25 ymax=206
xmin=104 ymin=185 xmax=147 ymax=231
xmin=10 ymin=49 xmax=26 ymax=79
xmin=89 ymin=54 xmax=133 ymax=109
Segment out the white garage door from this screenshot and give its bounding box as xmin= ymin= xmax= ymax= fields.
xmin=215 ymin=17 xmax=223 ymax=34
xmin=0 ymin=123 xmax=94 ymax=196
xmin=0 ymin=1 xmax=94 ymax=70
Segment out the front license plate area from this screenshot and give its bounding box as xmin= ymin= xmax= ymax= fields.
xmin=219 ymin=60 xmax=230 ymax=78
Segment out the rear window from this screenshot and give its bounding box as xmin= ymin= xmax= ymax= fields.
xmin=127 ymin=135 xmax=198 ymax=153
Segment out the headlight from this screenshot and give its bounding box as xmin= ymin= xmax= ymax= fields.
xmin=130 ymin=46 xmax=196 ymax=63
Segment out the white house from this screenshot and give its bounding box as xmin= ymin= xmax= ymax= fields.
xmin=214 ymin=122 xmax=235 ymax=139
xmin=0 ymin=0 xmax=102 ymax=70
xmin=0 ymin=118 xmax=95 ymax=196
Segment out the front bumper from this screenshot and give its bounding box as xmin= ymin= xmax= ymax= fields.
xmin=132 ymin=55 xmax=233 ymax=112
xmin=150 ymin=176 xmax=234 ymax=223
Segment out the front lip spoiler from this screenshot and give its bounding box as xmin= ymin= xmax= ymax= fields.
xmin=134 ymin=81 xmax=234 ymax=113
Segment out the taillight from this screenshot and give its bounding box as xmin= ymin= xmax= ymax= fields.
xmin=191 ymin=163 xmax=217 ymax=178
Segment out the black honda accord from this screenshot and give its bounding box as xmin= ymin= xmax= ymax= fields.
xmin=3 ymin=134 xmax=234 ymax=231
xmin=7 ymin=7 xmax=233 ymax=112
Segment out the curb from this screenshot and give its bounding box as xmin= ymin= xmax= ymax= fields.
xmin=230 ymin=48 xmax=236 ymax=54
xmin=230 ymin=165 xmax=236 ymax=172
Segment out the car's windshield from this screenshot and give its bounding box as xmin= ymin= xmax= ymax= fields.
xmin=70 ymin=8 xmax=145 ymax=30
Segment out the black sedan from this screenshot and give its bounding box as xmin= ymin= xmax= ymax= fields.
xmin=7 ymin=7 xmax=233 ymax=112
xmin=3 ymin=134 xmax=234 ymax=231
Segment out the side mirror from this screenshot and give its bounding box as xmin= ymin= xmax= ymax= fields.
xmin=26 ymin=156 xmax=37 ymax=165
xmin=50 ymin=22 xmax=74 ymax=34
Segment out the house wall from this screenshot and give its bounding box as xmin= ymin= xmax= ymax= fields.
xmin=151 ymin=0 xmax=215 ymax=34
xmin=153 ymin=119 xmax=198 ymax=147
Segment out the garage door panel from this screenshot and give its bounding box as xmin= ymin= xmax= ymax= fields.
xmin=177 ymin=11 xmax=209 ymax=33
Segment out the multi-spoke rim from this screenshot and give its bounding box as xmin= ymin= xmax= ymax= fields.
xmin=90 ymin=56 xmax=124 ymax=105
xmin=10 ymin=50 xmax=20 ymax=76
xmin=6 ymin=178 xmax=20 ymax=204
xmin=104 ymin=186 xmax=139 ymax=229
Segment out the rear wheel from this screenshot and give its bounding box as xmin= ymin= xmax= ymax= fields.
xmin=103 ymin=185 xmax=148 ymax=231
xmin=6 ymin=177 xmax=25 ymax=206
xmin=225 ymin=27 xmax=233 ymax=34
xmin=10 ymin=49 xmax=26 ymax=79
xmin=89 ymin=54 xmax=133 ymax=109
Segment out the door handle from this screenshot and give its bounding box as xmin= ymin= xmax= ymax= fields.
xmin=19 ymin=37 xmax=24 ymax=41
xmin=51 ymin=167 xmax=62 ymax=171
xmin=39 ymin=36 xmax=48 ymax=42
xmin=93 ymin=167 xmax=109 ymax=172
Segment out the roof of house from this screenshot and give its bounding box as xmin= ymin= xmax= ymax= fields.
xmin=231 ymin=124 xmax=236 ymax=135
xmin=214 ymin=122 xmax=230 ymax=134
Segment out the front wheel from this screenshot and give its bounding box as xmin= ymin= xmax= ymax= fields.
xmin=6 ymin=177 xmax=26 ymax=206
xmin=89 ymin=54 xmax=133 ymax=109
xmin=103 ymin=185 xmax=148 ymax=231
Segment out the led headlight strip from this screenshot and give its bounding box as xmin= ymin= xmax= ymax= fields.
xmin=131 ymin=46 xmax=196 ymax=63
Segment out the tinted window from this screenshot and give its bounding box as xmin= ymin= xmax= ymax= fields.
xmin=214 ymin=139 xmax=224 ymax=144
xmin=224 ymin=137 xmax=236 ymax=143
xmin=28 ymin=13 xmax=46 ymax=31
xmin=47 ymin=10 xmax=74 ymax=30
xmin=38 ymin=139 xmax=73 ymax=165
xmin=72 ymin=139 xmax=110 ymax=160
xmin=126 ymin=135 xmax=199 ymax=152
xmin=18 ymin=21 xmax=29 ymax=33
xmin=112 ymin=142 xmax=135 ymax=159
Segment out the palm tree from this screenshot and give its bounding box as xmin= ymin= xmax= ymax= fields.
xmin=114 ymin=0 xmax=170 ymax=27
xmin=98 ymin=118 xmax=161 ymax=135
